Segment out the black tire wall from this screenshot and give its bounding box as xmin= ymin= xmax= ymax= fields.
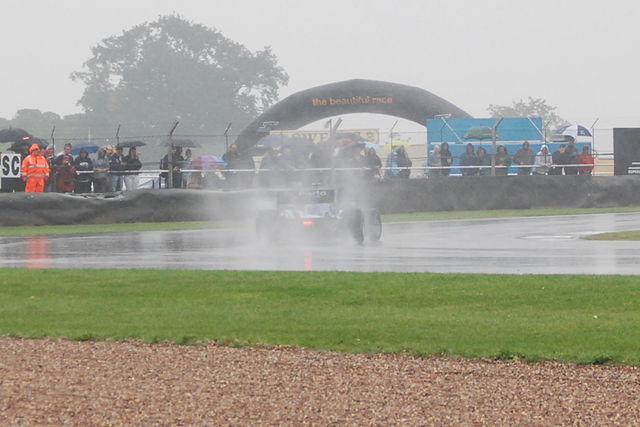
xmin=1 ymin=176 xmax=639 ymax=227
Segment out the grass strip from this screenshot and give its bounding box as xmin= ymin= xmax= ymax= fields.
xmin=1 ymin=206 xmax=640 ymax=236
xmin=0 ymin=220 xmax=240 ymax=236
xmin=1 ymin=269 xmax=639 ymax=365
xmin=583 ymin=231 xmax=640 ymax=241
xmin=383 ymin=206 xmax=640 ymax=222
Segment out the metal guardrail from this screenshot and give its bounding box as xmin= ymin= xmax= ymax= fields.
xmin=73 ymin=163 xmax=600 ymax=176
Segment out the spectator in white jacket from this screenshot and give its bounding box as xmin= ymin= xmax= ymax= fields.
xmin=534 ymin=144 xmax=552 ymax=175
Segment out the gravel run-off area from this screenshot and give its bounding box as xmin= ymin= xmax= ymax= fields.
xmin=1 ymin=337 xmax=639 ymax=425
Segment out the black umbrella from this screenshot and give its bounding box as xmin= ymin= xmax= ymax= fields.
xmin=341 ymin=140 xmax=366 ymax=151
xmin=117 ymin=140 xmax=147 ymax=148
xmin=9 ymin=137 xmax=48 ymax=154
xmin=0 ymin=128 xmax=32 ymax=143
xmin=159 ymin=138 xmax=201 ymax=148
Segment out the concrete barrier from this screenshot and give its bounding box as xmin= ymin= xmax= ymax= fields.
xmin=1 ymin=176 xmax=639 ymax=226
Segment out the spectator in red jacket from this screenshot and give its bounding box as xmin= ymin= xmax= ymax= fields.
xmin=55 ymin=154 xmax=76 ymax=192
xmin=578 ymin=146 xmax=595 ymax=175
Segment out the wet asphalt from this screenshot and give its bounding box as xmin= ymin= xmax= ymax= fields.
xmin=1 ymin=212 xmax=639 ymax=275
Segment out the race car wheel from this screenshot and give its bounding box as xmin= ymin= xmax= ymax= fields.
xmin=345 ymin=208 xmax=364 ymax=244
xmin=363 ymin=208 xmax=382 ymax=242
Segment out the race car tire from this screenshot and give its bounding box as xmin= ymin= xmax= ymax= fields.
xmin=345 ymin=208 xmax=365 ymax=244
xmin=363 ymin=208 xmax=382 ymax=242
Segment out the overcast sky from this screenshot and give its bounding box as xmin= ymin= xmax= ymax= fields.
xmin=2 ymin=0 xmax=639 ymax=136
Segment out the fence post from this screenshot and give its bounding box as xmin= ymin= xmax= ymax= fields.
xmin=167 ymin=120 xmax=179 ymax=189
xmin=491 ymin=117 xmax=504 ymax=176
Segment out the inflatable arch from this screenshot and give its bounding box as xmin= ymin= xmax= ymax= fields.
xmin=234 ymin=79 xmax=472 ymax=150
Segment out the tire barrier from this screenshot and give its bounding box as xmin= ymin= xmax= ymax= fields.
xmin=1 ymin=176 xmax=639 ymax=226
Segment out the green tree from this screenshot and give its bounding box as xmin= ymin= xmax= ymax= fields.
xmin=70 ymin=14 xmax=289 ymax=137
xmin=487 ymin=97 xmax=570 ymax=136
xmin=11 ymin=109 xmax=61 ymax=139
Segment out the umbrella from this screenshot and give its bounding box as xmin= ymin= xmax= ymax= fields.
xmin=191 ymin=155 xmax=226 ymax=169
xmin=464 ymin=126 xmax=496 ymax=140
xmin=9 ymin=138 xmax=48 ymax=154
xmin=383 ymin=140 xmax=411 ymax=151
xmin=341 ymin=140 xmax=367 ymax=152
xmin=561 ymin=124 xmax=592 ymax=139
xmin=71 ymin=141 xmax=100 ymax=155
xmin=117 ymin=140 xmax=146 ymax=148
xmin=0 ymin=128 xmax=32 ymax=143
xmin=159 ymin=138 xmax=201 ymax=148
xmin=363 ymin=141 xmax=382 ymax=151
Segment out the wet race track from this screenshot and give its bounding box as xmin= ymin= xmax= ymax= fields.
xmin=1 ymin=212 xmax=640 ymax=275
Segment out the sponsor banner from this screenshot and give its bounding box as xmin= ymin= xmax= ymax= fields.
xmin=1 ymin=152 xmax=22 ymax=190
xmin=271 ymin=128 xmax=380 ymax=144
xmin=1 ymin=153 xmax=21 ymax=178
xmin=311 ymin=95 xmax=393 ymax=107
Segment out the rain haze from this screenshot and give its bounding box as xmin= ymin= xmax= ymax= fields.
xmin=2 ymin=0 xmax=640 ymax=149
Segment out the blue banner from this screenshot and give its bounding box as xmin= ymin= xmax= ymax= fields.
xmin=426 ymin=117 xmax=544 ymax=144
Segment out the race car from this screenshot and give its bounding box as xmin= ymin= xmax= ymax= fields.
xmin=256 ymin=188 xmax=382 ymax=244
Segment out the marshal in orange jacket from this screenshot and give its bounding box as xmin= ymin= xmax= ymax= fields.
xmin=21 ymin=144 xmax=50 ymax=193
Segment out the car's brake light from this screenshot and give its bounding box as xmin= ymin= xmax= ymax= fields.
xmin=302 ymin=220 xmax=313 ymax=226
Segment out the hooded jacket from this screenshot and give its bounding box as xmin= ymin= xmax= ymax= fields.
xmin=534 ymin=145 xmax=552 ymax=174
xmin=21 ymin=145 xmax=50 ymax=181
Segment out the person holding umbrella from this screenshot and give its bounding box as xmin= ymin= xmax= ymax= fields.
xmin=182 ymin=148 xmax=193 ymax=189
xmin=74 ymin=149 xmax=94 ymax=193
xmin=21 ymin=144 xmax=50 ymax=193
xmin=160 ymin=146 xmax=185 ymax=188
xmin=123 ymin=147 xmax=142 ymax=191
xmin=110 ymin=146 xmax=126 ymax=191
xmin=564 ymin=137 xmax=579 ymax=175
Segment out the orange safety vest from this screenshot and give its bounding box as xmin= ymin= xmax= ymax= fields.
xmin=21 ymin=154 xmax=50 ymax=180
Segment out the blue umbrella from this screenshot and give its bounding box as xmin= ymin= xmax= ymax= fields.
xmin=363 ymin=141 xmax=382 ymax=151
xmin=71 ymin=141 xmax=100 ymax=155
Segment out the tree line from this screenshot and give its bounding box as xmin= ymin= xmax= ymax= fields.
xmin=2 ymin=14 xmax=289 ymax=144
xmin=2 ymin=14 xmax=568 ymax=147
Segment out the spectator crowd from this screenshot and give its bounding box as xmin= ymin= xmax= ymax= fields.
xmin=13 ymin=135 xmax=597 ymax=194
xmin=18 ymin=143 xmax=143 ymax=193
xmin=425 ymin=137 xmax=595 ymax=177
